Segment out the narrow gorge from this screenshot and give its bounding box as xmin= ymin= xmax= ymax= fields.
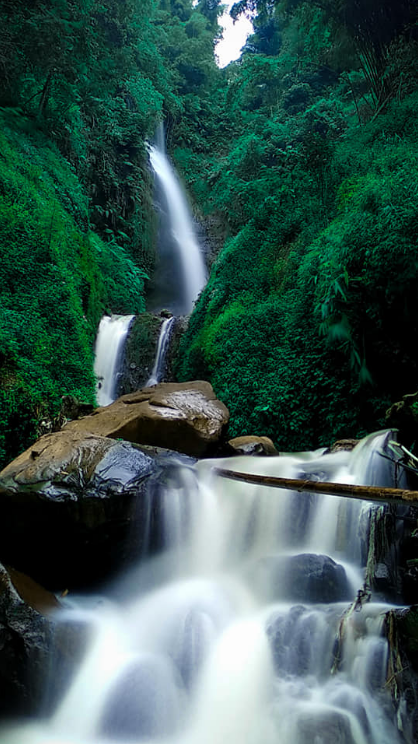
xmin=0 ymin=0 xmax=418 ymax=742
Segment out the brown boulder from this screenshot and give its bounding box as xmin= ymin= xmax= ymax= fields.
xmin=63 ymin=381 xmax=229 ymax=457
xmin=5 ymin=566 xmax=60 ymax=615
xmin=328 ymin=438 xmax=359 ymax=453
xmin=227 ymin=435 xmax=278 ymax=456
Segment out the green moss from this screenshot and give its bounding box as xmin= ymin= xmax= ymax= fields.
xmin=0 ymin=112 xmax=146 ymax=468
xmin=178 ymin=91 xmax=418 ymax=449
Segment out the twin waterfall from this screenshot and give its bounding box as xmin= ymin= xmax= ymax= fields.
xmin=94 ymin=125 xmax=206 ymax=405
xmin=148 ymin=132 xmax=207 ymax=316
xmin=0 ymin=432 xmax=403 ymax=743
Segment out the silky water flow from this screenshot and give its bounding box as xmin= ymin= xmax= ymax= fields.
xmin=94 ymin=315 xmax=135 ymax=406
xmin=146 ymin=317 xmax=176 ymax=387
xmin=0 ymin=431 xmax=405 ymax=744
xmin=147 ymin=129 xmax=207 ymax=315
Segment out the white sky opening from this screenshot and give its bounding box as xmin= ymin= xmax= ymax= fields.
xmin=192 ymin=0 xmax=253 ymax=67
xmin=215 ymin=1 xmax=254 ymax=67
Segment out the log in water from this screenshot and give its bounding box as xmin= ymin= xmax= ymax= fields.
xmin=0 ymin=430 xmax=407 ymax=744
xmin=214 ymin=467 xmax=418 ymax=505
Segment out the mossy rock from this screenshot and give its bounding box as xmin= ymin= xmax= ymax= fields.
xmin=118 ymin=313 xmax=166 ymax=394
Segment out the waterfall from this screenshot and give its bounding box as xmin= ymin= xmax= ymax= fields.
xmin=148 ymin=128 xmax=207 ymax=315
xmin=94 ymin=315 xmax=134 ymax=406
xmin=1 ymin=431 xmax=405 ymax=744
xmin=147 ymin=316 xmax=175 ymax=387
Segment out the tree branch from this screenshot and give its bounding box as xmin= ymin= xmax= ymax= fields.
xmin=213 ymin=468 xmax=418 ymax=506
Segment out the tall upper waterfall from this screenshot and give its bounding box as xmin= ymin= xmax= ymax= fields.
xmin=148 ymin=129 xmax=207 ymax=315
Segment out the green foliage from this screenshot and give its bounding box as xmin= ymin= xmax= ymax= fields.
xmin=0 ymin=0 xmax=225 ymax=468
xmin=0 ymin=115 xmax=145 ymax=468
xmin=1 ymin=0 xmax=417 ymax=463
xmin=177 ymin=30 xmax=418 ymax=450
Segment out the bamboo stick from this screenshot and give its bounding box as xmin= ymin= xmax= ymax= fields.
xmin=213 ymin=468 xmax=418 ymax=506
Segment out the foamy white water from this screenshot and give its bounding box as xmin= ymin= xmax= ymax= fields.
xmin=0 ymin=431 xmax=403 ymax=744
xmin=94 ymin=315 xmax=134 ymax=406
xmin=147 ymin=316 xmax=175 ymax=387
xmin=149 ymin=142 xmax=206 ymax=314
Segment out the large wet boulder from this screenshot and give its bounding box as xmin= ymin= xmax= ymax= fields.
xmin=63 ymin=381 xmax=229 ymax=458
xmin=226 ymin=436 xmax=278 ymax=456
xmin=284 ymin=554 xmax=351 ymax=603
xmin=0 ymin=431 xmax=193 ymax=589
xmin=256 ymin=553 xmax=351 ymax=604
xmin=0 ymin=562 xmax=91 ymax=718
xmin=0 ymin=562 xmax=56 ymax=716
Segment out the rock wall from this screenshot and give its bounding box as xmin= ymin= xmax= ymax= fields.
xmin=118 ymin=313 xmax=163 ymax=395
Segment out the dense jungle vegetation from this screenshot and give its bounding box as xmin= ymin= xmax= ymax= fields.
xmin=0 ymin=0 xmax=417 ymax=465
xmin=0 ymin=0 xmax=220 ymax=465
xmin=176 ymin=0 xmax=418 ymax=449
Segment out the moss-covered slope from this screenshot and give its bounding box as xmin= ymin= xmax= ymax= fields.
xmin=0 ymin=112 xmax=146 ymax=467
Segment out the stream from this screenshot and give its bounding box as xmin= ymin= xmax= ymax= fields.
xmin=0 ymin=430 xmax=405 ymax=744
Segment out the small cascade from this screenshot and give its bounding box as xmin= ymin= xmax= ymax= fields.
xmin=94 ymin=314 xmax=135 ymax=406
xmin=148 ymin=127 xmax=207 ymax=315
xmin=147 ymin=316 xmax=175 ymax=387
xmin=0 ymin=430 xmax=406 ymax=744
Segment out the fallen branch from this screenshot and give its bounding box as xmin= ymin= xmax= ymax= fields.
xmin=213 ymin=468 xmax=418 ymax=506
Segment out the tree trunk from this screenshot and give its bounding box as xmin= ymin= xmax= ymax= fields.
xmin=213 ymin=468 xmax=418 ymax=506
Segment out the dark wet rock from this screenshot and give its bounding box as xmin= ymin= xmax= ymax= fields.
xmin=118 ymin=313 xmax=167 ymax=394
xmin=374 ymin=562 xmax=391 ymax=589
xmin=99 ymin=655 xmax=181 ymax=740
xmin=327 ymin=439 xmax=359 ymax=454
xmin=296 ymin=709 xmax=356 ymax=744
xmin=226 ymin=436 xmax=278 ymax=456
xmin=0 ymin=562 xmax=90 ymax=718
xmin=385 ymin=607 xmax=418 ymax=743
xmin=260 ymin=553 xmax=351 ymax=604
xmin=0 ymin=431 xmax=194 ymax=589
xmin=285 ymin=554 xmax=351 ymax=603
xmin=165 ymin=315 xmax=189 ymax=383
xmin=0 ymin=562 xmax=54 ymax=717
xmin=366 ymin=503 xmax=415 ymax=602
xmin=386 ymin=391 xmax=418 ymax=450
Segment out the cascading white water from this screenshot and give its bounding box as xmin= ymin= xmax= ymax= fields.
xmin=147 ymin=316 xmax=176 ymax=387
xmin=148 ymin=133 xmax=207 ymax=315
xmin=0 ymin=431 xmax=403 ymax=744
xmin=94 ymin=315 xmax=135 ymax=407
